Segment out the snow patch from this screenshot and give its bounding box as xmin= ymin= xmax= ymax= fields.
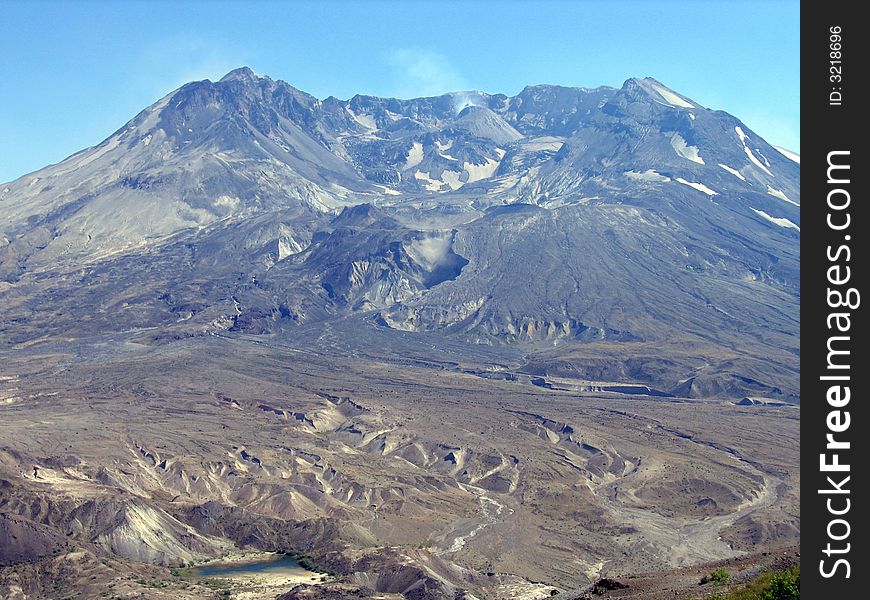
xmin=440 ymin=170 xmax=464 ymax=190
xmin=773 ymin=145 xmax=800 ymax=164
xmin=415 ymin=171 xmax=442 ymax=192
xmin=752 ymin=208 xmax=800 ymax=231
xmin=374 ymin=184 xmax=402 ymax=196
xmin=671 ymin=134 xmax=704 ymax=164
xmin=404 ymin=142 xmax=424 ymax=170
xmin=464 ymin=158 xmax=501 ymax=183
xmin=435 ymin=140 xmax=458 ymax=160
xmin=676 ymin=178 xmax=718 ymax=196
xmin=625 ymin=169 xmax=671 ymax=183
xmin=347 ymin=107 xmax=377 ymax=131
xmin=735 ymin=126 xmax=774 ymax=176
xmin=718 ymin=164 xmax=746 ymax=181
xmin=744 ymin=147 xmax=773 ymax=176
xmin=642 ymin=79 xmax=695 ymax=108
xmin=767 ymin=186 xmax=799 ymax=206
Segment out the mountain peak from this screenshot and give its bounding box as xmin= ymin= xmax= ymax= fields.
xmin=454 ymin=104 xmax=523 ymax=144
xmin=219 ymin=66 xmax=267 ymax=83
xmin=329 ymin=203 xmax=399 ymax=230
xmin=622 ymin=77 xmax=696 ymax=109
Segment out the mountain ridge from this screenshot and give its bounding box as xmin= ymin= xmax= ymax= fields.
xmin=0 ymin=67 xmax=799 ymax=400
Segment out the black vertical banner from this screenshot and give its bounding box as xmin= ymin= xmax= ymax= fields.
xmin=802 ymin=2 xmax=868 ymax=598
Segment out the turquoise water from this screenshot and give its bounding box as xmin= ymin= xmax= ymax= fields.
xmin=193 ymin=555 xmax=317 ymax=579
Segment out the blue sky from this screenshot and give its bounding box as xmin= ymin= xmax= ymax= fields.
xmin=0 ymin=0 xmax=799 ymax=183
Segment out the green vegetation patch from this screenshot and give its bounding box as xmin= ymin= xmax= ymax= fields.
xmin=699 ymin=566 xmax=799 ymax=600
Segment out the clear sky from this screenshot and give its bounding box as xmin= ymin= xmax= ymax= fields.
xmin=0 ymin=0 xmax=799 ymax=183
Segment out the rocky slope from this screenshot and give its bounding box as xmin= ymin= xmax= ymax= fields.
xmin=0 ymin=67 xmax=799 ymax=399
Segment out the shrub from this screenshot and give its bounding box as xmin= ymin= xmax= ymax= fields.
xmin=698 ymin=567 xmax=800 ymax=600
xmin=711 ymin=567 xmax=731 ymax=584
xmin=759 ymin=567 xmax=799 ymax=600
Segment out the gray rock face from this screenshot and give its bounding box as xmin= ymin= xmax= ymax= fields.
xmin=0 ymin=69 xmax=799 ymax=399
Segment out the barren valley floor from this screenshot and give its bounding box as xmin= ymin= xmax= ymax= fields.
xmin=0 ymin=330 xmax=799 ymax=599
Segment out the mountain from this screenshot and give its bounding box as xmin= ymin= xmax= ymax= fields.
xmin=0 ymin=68 xmax=800 ymax=599
xmin=0 ymin=67 xmax=799 ymax=399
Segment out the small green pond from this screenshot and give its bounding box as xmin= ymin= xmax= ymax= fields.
xmin=192 ymin=555 xmax=320 ymax=580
